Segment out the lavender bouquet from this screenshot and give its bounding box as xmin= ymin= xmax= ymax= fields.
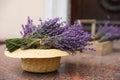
xmin=95 ymin=21 xmax=120 ymax=42
xmin=6 ymin=17 xmax=91 ymax=53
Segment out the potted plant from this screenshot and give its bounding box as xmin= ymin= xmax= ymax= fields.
xmin=5 ymin=17 xmax=91 ymax=73
xmin=84 ymin=21 xmax=120 ymax=56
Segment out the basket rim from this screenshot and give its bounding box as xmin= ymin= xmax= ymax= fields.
xmin=4 ymin=49 xmax=69 ymax=58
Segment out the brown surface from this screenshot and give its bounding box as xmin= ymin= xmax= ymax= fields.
xmin=0 ymin=41 xmax=120 ymax=80
xmin=71 ymin=0 xmax=120 ymax=23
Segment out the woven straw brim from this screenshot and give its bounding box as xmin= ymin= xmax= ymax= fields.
xmin=4 ymin=49 xmax=69 ymax=58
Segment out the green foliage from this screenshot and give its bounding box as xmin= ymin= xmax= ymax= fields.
xmin=6 ymin=38 xmax=22 ymax=52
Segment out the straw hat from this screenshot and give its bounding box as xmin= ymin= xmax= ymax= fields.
xmin=4 ymin=49 xmax=69 ymax=58
xmin=5 ymin=49 xmax=69 ymax=73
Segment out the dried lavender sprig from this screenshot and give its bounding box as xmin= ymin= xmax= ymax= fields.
xmin=18 ymin=17 xmax=92 ymax=53
xmin=95 ymin=21 xmax=120 ymax=42
xmin=21 ymin=17 xmax=66 ymax=38
xmin=20 ymin=17 xmax=37 ymax=37
xmin=42 ymin=22 xmax=91 ymax=52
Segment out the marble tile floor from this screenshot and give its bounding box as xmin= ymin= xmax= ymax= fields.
xmin=0 ymin=41 xmax=120 ymax=80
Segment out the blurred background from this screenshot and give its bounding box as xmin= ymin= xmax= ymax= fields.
xmin=0 ymin=0 xmax=120 ymax=39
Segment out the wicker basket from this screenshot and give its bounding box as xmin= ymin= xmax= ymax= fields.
xmin=21 ymin=57 xmax=61 ymax=73
xmin=83 ymin=41 xmax=113 ymax=56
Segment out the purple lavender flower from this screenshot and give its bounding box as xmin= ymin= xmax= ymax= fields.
xmin=95 ymin=21 xmax=120 ymax=42
xmin=21 ymin=17 xmax=67 ymax=38
xmin=43 ymin=22 xmax=91 ymax=52
xmin=20 ymin=17 xmax=92 ymax=52
xmin=20 ymin=17 xmax=37 ymax=37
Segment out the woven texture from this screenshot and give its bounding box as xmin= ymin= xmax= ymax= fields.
xmin=21 ymin=57 xmax=61 ymax=73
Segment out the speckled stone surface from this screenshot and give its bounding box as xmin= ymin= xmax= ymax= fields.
xmin=0 ymin=41 xmax=120 ymax=80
